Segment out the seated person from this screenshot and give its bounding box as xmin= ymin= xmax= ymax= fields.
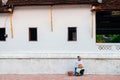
xmin=74 ymin=56 xmax=85 ymax=76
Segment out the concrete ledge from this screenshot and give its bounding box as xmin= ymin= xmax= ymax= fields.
xmin=0 ymin=51 xmax=120 ymax=59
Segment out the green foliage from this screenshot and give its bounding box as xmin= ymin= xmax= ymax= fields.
xmin=96 ymin=34 xmax=120 ymax=43
xmin=109 ymin=34 xmax=120 ymax=43
xmin=96 ymin=35 xmax=105 ymax=43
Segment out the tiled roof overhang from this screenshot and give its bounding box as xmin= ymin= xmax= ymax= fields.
xmin=92 ymin=0 xmax=120 ymax=11
xmin=0 ymin=0 xmax=120 ymax=13
xmin=6 ymin=0 xmax=96 ymax=6
xmin=0 ymin=0 xmax=96 ymax=13
xmin=0 ymin=0 xmax=97 ymax=13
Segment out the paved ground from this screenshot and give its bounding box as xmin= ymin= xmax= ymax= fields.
xmin=0 ymin=74 xmax=120 ymax=80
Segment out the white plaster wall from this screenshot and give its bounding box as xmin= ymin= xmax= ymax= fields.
xmin=0 ymin=52 xmax=120 ymax=75
xmin=0 ymin=5 xmax=120 ymax=75
xmin=0 ymin=58 xmax=120 ymax=75
xmin=1 ymin=5 xmax=120 ymax=52
xmin=0 ymin=5 xmax=97 ymax=52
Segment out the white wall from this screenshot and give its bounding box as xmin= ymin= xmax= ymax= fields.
xmin=0 ymin=5 xmax=98 ymax=52
xmin=0 ymin=5 xmax=120 ymax=75
xmin=0 ymin=57 xmax=120 ymax=75
xmin=0 ymin=53 xmax=120 ymax=75
xmin=1 ymin=5 xmax=120 ymax=53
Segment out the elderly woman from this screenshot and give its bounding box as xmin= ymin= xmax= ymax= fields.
xmin=74 ymin=56 xmax=85 ymax=76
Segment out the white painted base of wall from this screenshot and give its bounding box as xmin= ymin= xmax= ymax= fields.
xmin=0 ymin=52 xmax=120 ymax=75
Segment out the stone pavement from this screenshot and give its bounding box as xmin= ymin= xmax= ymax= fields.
xmin=0 ymin=74 xmax=120 ymax=80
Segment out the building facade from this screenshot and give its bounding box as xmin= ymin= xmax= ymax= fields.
xmin=0 ymin=0 xmax=120 ymax=75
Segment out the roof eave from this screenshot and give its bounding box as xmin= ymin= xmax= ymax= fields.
xmin=6 ymin=2 xmax=92 ymax=6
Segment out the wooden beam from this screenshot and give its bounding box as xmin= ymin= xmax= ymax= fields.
xmin=91 ymin=12 xmax=94 ymax=38
xmin=9 ymin=12 xmax=14 ymax=38
xmin=50 ymin=5 xmax=53 ymax=32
